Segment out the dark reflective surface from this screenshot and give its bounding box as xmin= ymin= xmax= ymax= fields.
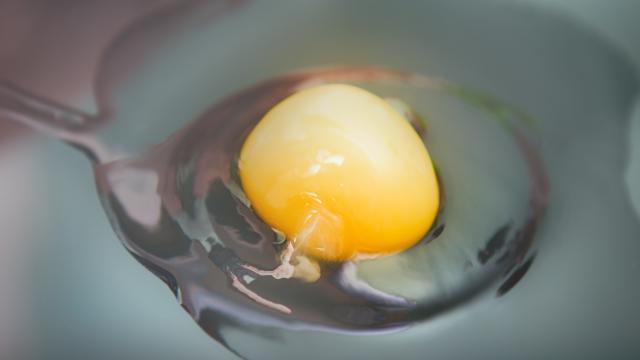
xmin=2 ymin=61 xmax=546 ymax=357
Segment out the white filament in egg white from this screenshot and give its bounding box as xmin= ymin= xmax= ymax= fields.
xmin=230 ymin=273 xmax=292 ymax=314
xmin=242 ymin=242 xmax=295 ymax=280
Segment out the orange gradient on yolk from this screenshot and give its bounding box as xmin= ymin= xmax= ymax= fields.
xmin=239 ymin=84 xmax=439 ymax=261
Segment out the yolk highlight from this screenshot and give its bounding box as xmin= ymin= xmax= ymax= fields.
xmin=238 ymin=84 xmax=439 ymax=261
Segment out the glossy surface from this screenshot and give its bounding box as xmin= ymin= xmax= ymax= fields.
xmin=0 ymin=63 xmax=547 ymax=356
xmin=239 ymin=84 xmax=439 ymax=261
xmin=1 ymin=1 xmax=639 ymax=359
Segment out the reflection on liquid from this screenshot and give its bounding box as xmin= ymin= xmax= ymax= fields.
xmin=1 ymin=64 xmax=547 ymax=356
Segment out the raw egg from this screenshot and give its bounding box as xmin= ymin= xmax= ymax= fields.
xmin=239 ymin=84 xmax=439 ymax=261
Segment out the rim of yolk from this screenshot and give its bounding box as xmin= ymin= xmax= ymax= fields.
xmin=238 ymin=83 xmax=440 ymax=261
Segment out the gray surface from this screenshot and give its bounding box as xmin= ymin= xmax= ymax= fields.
xmin=2 ymin=0 xmax=640 ymax=359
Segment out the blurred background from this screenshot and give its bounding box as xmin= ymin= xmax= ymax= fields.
xmin=1 ymin=0 xmax=639 ymax=359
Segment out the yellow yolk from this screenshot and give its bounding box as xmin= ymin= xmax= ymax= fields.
xmin=238 ymin=84 xmax=439 ymax=261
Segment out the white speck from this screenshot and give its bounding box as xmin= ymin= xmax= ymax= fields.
xmin=303 ymin=150 xmax=345 ymax=177
xmin=316 ymin=149 xmax=344 ymax=166
xmin=323 ymin=154 xmax=344 ymax=166
xmin=230 ymin=274 xmax=292 ymax=314
xmin=304 ymin=164 xmax=322 ymax=176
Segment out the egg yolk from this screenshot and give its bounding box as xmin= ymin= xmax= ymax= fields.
xmin=238 ymin=84 xmax=439 ymax=261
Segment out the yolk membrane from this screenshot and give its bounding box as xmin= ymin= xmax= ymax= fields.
xmin=239 ymin=84 xmax=439 ymax=261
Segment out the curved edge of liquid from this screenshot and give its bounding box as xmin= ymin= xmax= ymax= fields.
xmin=90 ymin=66 xmax=549 ymax=356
